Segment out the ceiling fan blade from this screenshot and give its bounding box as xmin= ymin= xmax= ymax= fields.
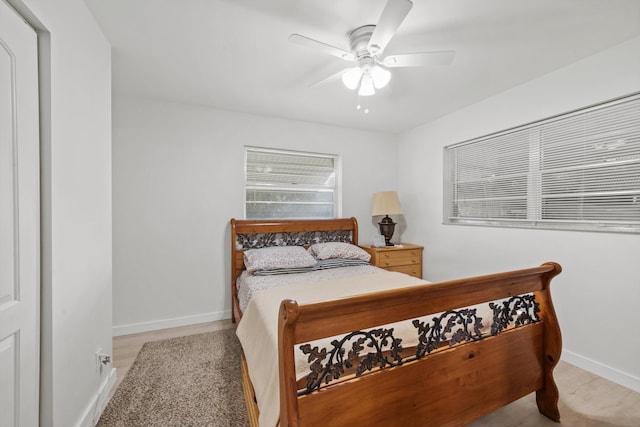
xmin=383 ymin=51 xmax=455 ymax=67
xmin=308 ymin=67 xmax=351 ymax=88
xmin=289 ymin=34 xmax=355 ymax=62
xmin=367 ymin=0 xmax=413 ymax=55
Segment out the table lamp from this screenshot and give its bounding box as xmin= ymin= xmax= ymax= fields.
xmin=371 ymin=191 xmax=403 ymax=246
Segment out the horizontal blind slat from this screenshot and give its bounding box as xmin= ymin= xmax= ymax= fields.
xmin=444 ymin=93 xmax=640 ymax=231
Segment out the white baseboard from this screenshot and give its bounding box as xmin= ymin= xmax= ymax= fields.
xmin=75 ymin=366 xmax=117 ymax=427
xmin=562 ymin=349 xmax=640 ymax=393
xmin=112 ymin=310 xmax=231 ymax=337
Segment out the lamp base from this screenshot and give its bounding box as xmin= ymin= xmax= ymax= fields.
xmin=378 ymin=215 xmax=396 ymax=246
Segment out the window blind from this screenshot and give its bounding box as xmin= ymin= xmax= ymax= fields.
xmin=245 ymin=147 xmax=339 ymax=219
xmin=444 ymin=93 xmax=640 ymax=233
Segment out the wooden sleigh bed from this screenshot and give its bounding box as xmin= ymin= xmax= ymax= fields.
xmin=230 ymin=217 xmax=562 ymax=427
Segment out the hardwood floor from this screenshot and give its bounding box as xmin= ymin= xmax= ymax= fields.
xmin=110 ymin=320 xmax=640 ymax=426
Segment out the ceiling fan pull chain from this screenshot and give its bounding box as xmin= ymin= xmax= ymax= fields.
xmin=356 ymin=94 xmax=370 ymax=114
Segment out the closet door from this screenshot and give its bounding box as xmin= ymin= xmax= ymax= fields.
xmin=0 ymin=1 xmax=40 ymax=425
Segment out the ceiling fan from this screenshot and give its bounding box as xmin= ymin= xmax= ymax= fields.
xmin=288 ymin=0 xmax=455 ymax=101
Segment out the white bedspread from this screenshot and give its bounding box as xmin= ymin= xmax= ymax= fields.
xmin=236 ymin=265 xmax=381 ymax=313
xmin=235 ymin=270 xmax=431 ymax=427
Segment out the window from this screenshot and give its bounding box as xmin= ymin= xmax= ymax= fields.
xmin=444 ymin=93 xmax=640 ymax=233
xmin=245 ymin=147 xmax=340 ymax=219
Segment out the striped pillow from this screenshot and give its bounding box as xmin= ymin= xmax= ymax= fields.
xmin=312 ymin=258 xmax=371 ymax=270
xmin=253 ymin=258 xmax=370 ymax=276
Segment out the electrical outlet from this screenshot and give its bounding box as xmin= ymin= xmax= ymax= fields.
xmin=95 ymin=348 xmax=102 ymax=372
xmin=95 ymin=348 xmax=112 ymax=373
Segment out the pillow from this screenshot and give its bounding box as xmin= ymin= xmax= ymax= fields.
xmin=253 ymin=265 xmax=316 ymax=276
xmin=307 ymin=242 xmax=371 ymax=262
xmin=312 ymin=258 xmax=371 ymax=270
xmin=243 ymin=246 xmax=317 ymax=272
xmin=253 ymin=258 xmax=371 ymax=276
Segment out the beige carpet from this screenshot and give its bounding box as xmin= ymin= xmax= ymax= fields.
xmin=97 ymin=329 xmax=249 ymax=427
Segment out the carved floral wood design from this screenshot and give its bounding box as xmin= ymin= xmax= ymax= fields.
xmin=300 ymin=328 xmax=404 ymax=394
xmin=298 ymin=294 xmax=541 ymax=395
xmin=489 ymin=294 xmax=540 ymax=335
xmin=235 ymin=230 xmax=353 ymax=249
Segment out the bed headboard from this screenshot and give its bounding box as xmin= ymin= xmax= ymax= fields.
xmin=229 ymin=217 xmax=359 ymax=322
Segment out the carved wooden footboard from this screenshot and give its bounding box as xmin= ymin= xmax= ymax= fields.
xmin=278 ymin=262 xmax=562 ymax=426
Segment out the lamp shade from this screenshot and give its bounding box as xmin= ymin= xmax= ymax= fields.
xmin=358 ymin=72 xmax=376 ymax=96
xmin=342 ymin=67 xmax=363 ymax=90
xmin=370 ymin=65 xmax=391 ymax=89
xmin=371 ymin=191 xmax=403 ymax=216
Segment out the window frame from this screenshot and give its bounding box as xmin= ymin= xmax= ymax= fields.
xmin=443 ymin=92 xmax=640 ymax=234
xmin=244 ymin=146 xmax=342 ymax=220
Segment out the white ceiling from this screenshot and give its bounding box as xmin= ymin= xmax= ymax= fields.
xmin=86 ymin=0 xmax=640 ymax=134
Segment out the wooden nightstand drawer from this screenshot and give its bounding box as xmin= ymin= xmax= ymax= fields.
xmin=360 ymin=243 xmax=424 ymax=279
xmin=386 ymin=264 xmax=422 ymax=277
xmin=379 ymin=249 xmax=421 ymax=260
xmin=377 ymin=254 xmax=420 ymax=268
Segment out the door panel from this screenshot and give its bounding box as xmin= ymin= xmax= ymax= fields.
xmin=0 ymin=334 xmax=17 ymax=427
xmin=0 ymin=1 xmax=40 ymax=425
xmin=0 ymin=16 xmax=15 ymax=307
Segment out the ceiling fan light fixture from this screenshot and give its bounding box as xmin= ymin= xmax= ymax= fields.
xmin=358 ymin=72 xmax=376 ymax=96
xmin=370 ymin=65 xmax=391 ymax=89
xmin=289 ymin=0 xmax=456 ymax=111
xmin=342 ymin=67 xmax=363 ymax=90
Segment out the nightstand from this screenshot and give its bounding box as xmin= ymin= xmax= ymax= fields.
xmin=360 ymin=243 xmax=423 ymax=279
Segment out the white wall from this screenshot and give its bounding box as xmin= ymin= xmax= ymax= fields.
xmin=398 ymin=36 xmax=640 ymax=391
xmin=9 ymin=0 xmax=113 ymax=426
xmin=112 ymin=96 xmax=397 ymax=335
